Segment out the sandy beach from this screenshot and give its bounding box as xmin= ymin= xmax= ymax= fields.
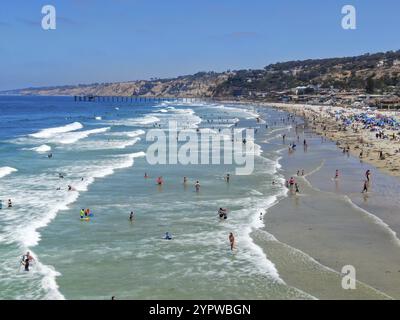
xmin=264 ymin=102 xmax=400 ymax=177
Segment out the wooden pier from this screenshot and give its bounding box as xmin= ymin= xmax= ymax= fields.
xmin=73 ymin=95 xmax=212 ymax=103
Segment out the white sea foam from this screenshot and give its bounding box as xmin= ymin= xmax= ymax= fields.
xmin=0 ymin=151 xmax=145 ymax=300
xmin=105 ymin=129 xmax=145 ymax=138
xmin=344 ymin=195 xmax=400 ymax=247
xmin=0 ymin=167 xmax=17 ymax=178
xmin=55 ymin=127 xmax=110 ymax=144
xmin=30 ymin=122 xmax=83 ymax=139
xmin=29 ymin=144 xmax=52 ymax=153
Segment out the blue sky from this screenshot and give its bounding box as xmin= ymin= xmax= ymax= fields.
xmin=0 ymin=0 xmax=399 ymax=90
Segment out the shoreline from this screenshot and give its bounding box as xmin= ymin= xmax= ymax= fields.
xmin=218 ymin=99 xmax=400 ymax=179
xmin=250 ymin=104 xmax=400 ymax=299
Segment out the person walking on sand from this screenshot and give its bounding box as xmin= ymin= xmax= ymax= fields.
xmin=365 ymin=170 xmax=371 ymax=182
xmin=229 ymin=232 xmax=235 ymax=251
xmin=362 ymin=180 xmax=369 ymax=193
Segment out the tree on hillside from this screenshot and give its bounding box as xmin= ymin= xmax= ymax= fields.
xmin=366 ymin=76 xmax=375 ymax=94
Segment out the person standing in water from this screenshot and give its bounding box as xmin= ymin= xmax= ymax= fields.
xmin=129 ymin=211 xmax=134 ymax=221
xmin=229 ymin=233 xmax=235 ymax=251
xmin=295 ymin=183 xmax=300 ymax=193
xmin=7 ymin=199 xmax=12 ymax=208
xmin=183 ymin=176 xmax=187 ymax=184
xmin=0 ymin=199 xmax=2 ymax=210
xmin=225 ymin=174 xmax=230 ymax=183
xmin=195 ymin=181 xmax=200 ymax=192
xmin=334 ymin=170 xmax=339 ymax=179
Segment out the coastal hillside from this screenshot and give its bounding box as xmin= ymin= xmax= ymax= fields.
xmin=3 ymin=50 xmax=400 ymax=98
xmin=3 ymin=72 xmax=230 ymax=98
xmin=214 ymin=50 xmax=400 ymax=97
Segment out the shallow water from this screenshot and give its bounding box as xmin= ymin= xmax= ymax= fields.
xmin=0 ymin=97 xmax=310 ymax=299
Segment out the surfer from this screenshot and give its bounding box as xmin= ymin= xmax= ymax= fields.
xmin=229 ymin=233 xmax=235 ymax=251
xmin=218 ymin=208 xmax=228 ymax=219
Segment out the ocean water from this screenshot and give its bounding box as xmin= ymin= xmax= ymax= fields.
xmin=0 ymin=96 xmax=313 ymax=300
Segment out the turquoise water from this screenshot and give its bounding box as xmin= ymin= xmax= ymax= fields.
xmin=0 ymin=96 xmax=312 ymax=300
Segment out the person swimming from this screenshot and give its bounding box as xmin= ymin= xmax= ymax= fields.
xmin=164 ymin=232 xmax=172 ymax=240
